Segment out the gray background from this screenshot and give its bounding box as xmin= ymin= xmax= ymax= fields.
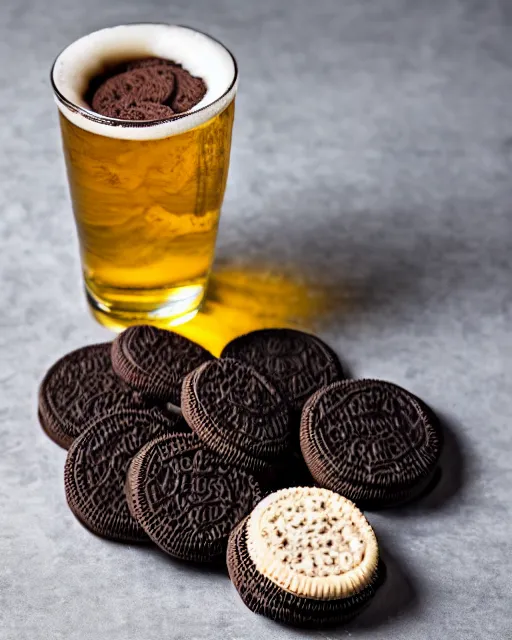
xmin=1 ymin=0 xmax=511 ymax=638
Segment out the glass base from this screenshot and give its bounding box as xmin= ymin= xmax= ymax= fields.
xmin=85 ymin=279 xmax=205 ymax=332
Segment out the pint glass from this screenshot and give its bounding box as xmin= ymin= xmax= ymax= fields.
xmin=51 ymin=24 xmax=237 ymax=328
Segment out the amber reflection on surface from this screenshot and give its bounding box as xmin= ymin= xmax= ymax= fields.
xmin=172 ymin=266 xmax=335 ymax=355
xmin=92 ymin=264 xmax=342 ymax=354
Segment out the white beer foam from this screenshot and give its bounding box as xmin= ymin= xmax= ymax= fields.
xmin=51 ymin=24 xmax=237 ymax=140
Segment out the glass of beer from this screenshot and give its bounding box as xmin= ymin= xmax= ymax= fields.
xmin=51 ymin=24 xmax=237 ymax=329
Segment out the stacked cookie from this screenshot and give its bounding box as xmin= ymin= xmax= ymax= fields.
xmin=38 ymin=326 xmax=443 ymax=627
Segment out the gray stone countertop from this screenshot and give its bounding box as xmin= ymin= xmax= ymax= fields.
xmin=1 ymin=1 xmax=511 ymax=639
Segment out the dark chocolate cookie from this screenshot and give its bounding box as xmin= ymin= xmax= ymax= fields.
xmin=64 ymin=407 xmax=184 ymax=541
xmin=126 ymin=433 xmax=262 ymax=562
xmin=102 ymin=99 xmax=175 ymax=121
xmin=221 ymin=329 xmax=345 ymax=413
xmin=171 ymin=67 xmax=207 ymax=113
xmin=38 ymin=343 xmax=129 ymax=449
xmin=111 ymin=326 xmax=214 ymax=405
xmin=181 ymin=358 xmax=291 ymax=472
xmin=227 ymin=487 xmax=385 ymax=627
xmin=300 ymin=379 xmax=443 ymax=508
xmin=91 ymin=67 xmax=175 ymax=115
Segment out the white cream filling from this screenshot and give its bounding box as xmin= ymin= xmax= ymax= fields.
xmin=247 ymin=487 xmax=379 ymax=600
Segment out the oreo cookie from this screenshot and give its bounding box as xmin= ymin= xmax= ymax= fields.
xmin=88 ymin=58 xmax=207 ymax=120
xmin=38 ymin=343 xmax=130 ymax=449
xmin=91 ymin=67 xmax=175 ymax=116
xmin=64 ymin=407 xmax=184 ymax=541
xmin=125 ymin=59 xmax=206 ymax=113
xmin=111 ymin=326 xmax=214 ymax=405
xmin=227 ymin=487 xmax=384 ymax=627
xmin=181 ymin=358 xmax=291 ymax=472
xmin=300 ymin=380 xmax=443 ymax=508
xmin=171 ymin=67 xmax=207 ymax=113
xmin=221 ymin=329 xmax=345 ymax=413
xmin=102 ymin=100 xmax=175 ymax=121
xmin=126 ymin=433 xmax=262 ymax=562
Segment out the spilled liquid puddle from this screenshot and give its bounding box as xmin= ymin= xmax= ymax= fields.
xmin=92 ymin=264 xmax=343 ymax=354
xmin=173 ymin=266 xmax=333 ymax=356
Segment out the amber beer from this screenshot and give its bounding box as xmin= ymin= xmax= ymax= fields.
xmin=51 ymin=25 xmax=237 ymax=328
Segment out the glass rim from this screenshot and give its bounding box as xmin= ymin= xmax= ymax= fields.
xmin=50 ymin=22 xmax=238 ymax=129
